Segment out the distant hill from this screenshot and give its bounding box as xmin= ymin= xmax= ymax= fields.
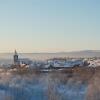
xmin=56 ymin=50 xmax=100 ymax=58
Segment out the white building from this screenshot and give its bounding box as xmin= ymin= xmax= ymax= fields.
xmin=46 ymin=58 xmax=84 ymax=68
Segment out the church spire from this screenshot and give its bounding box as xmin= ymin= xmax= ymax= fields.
xmin=14 ymin=50 xmax=18 ymax=55
xmin=14 ymin=50 xmax=19 ymax=65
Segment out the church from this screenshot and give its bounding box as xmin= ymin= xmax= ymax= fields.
xmin=13 ymin=50 xmax=33 ymax=66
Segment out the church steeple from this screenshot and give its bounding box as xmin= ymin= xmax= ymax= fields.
xmin=14 ymin=50 xmax=19 ymax=65
xmin=14 ymin=50 xmax=18 ymax=55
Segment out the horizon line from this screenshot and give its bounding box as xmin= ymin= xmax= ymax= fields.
xmin=0 ymin=49 xmax=100 ymax=54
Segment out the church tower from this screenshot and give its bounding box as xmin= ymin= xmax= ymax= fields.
xmin=14 ymin=50 xmax=19 ymax=65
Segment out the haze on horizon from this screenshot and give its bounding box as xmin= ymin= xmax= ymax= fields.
xmin=0 ymin=0 xmax=100 ymax=53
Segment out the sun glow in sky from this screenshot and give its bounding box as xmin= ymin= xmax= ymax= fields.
xmin=0 ymin=0 xmax=100 ymax=53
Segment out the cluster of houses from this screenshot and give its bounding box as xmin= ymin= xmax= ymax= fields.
xmin=1 ymin=51 xmax=100 ymax=70
xmin=44 ymin=58 xmax=88 ymax=68
xmin=11 ymin=50 xmax=89 ymax=69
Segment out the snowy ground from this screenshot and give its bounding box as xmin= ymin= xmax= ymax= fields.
xmin=0 ymin=69 xmax=89 ymax=100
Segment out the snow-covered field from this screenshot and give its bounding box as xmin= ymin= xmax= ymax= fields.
xmin=0 ymin=59 xmax=99 ymax=100
xmin=0 ymin=70 xmax=88 ymax=100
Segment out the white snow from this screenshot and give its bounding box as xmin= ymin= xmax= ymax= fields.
xmin=88 ymin=59 xmax=100 ymax=67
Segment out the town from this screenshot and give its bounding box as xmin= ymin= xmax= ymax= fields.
xmin=1 ymin=50 xmax=100 ymax=73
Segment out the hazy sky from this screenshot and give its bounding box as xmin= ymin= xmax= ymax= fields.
xmin=0 ymin=0 xmax=100 ymax=52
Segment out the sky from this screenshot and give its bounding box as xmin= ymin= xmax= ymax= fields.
xmin=0 ymin=0 xmax=100 ymax=53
